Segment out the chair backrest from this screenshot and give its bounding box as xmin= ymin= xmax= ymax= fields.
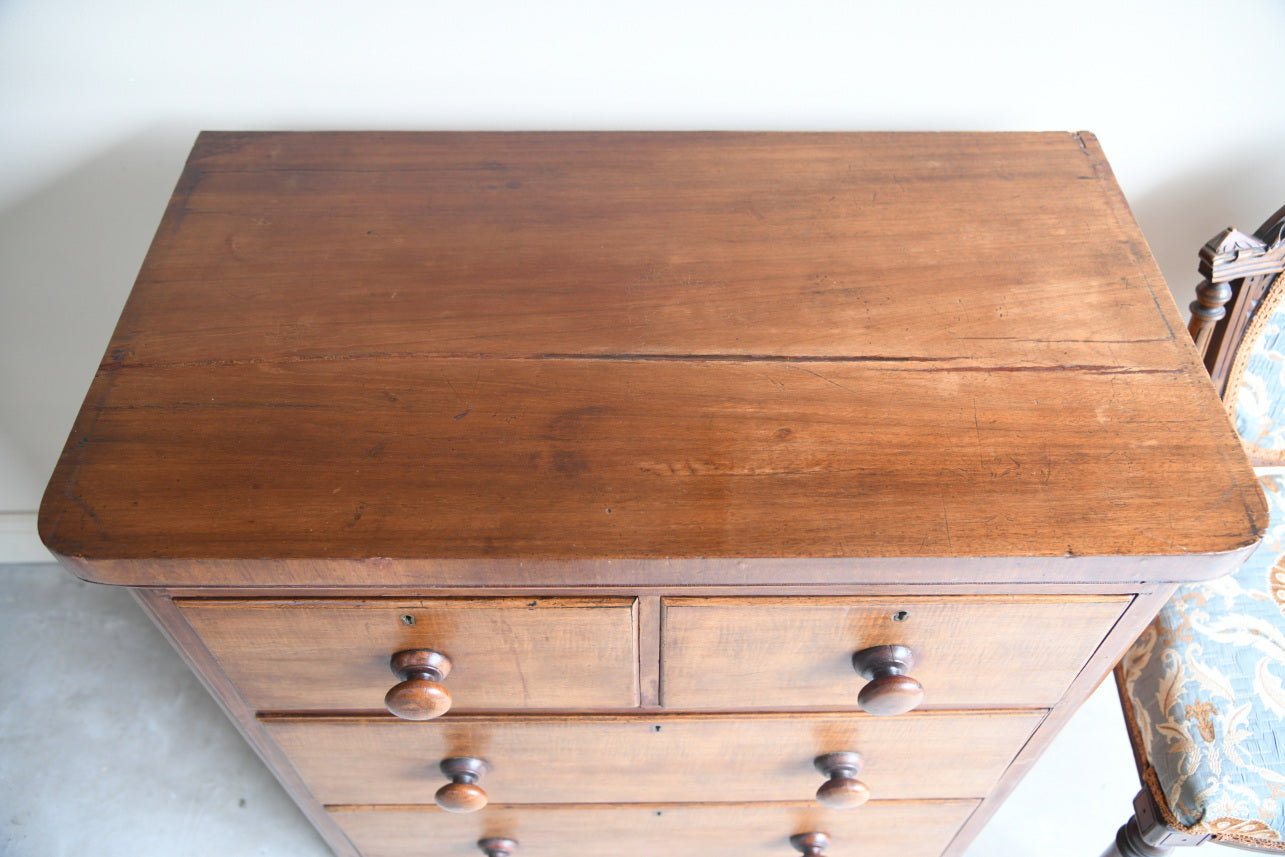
xmin=1187 ymin=205 xmax=1285 ymax=465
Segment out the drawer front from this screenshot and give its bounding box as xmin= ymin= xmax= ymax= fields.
xmin=263 ymin=711 xmax=1042 ymax=805
xmin=661 ymin=596 xmax=1128 ymax=709
xmin=178 ymin=597 xmax=639 ymax=711
xmin=330 ymin=802 xmax=980 ymax=857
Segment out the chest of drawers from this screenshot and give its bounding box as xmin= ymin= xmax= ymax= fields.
xmin=38 ymin=131 xmax=1265 ymax=857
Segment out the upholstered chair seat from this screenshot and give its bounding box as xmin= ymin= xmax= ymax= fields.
xmin=1119 ymin=470 xmax=1285 ymax=848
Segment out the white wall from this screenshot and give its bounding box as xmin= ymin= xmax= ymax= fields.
xmin=2 ymin=0 xmax=1283 ymax=559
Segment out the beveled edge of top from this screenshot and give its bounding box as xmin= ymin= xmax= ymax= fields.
xmin=47 ymin=539 xmax=1266 ymax=590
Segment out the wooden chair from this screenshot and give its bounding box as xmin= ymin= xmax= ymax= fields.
xmin=1107 ymin=204 xmax=1285 ymax=856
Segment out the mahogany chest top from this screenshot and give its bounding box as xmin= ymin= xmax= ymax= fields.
xmin=39 ymin=131 xmax=1264 ymax=588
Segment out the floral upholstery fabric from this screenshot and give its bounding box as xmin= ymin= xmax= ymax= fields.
xmin=1119 ymin=471 xmax=1285 ymax=849
xmin=1228 ymin=277 xmax=1285 ymax=465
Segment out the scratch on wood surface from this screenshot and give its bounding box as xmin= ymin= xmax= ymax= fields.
xmin=940 ymin=496 xmax=954 ymax=551
xmin=442 ymin=373 xmax=464 ymax=403
xmin=512 ymin=642 xmax=532 ymax=704
xmin=1206 ymin=482 xmax=1237 ymax=512
xmin=1139 ymin=530 xmax=1189 ymax=552
xmin=787 ymin=365 xmax=864 ymax=398
xmin=762 ymin=372 xmax=787 ymax=391
xmin=972 ymin=398 xmax=982 ymax=449
xmin=61 ymin=490 xmax=108 ymax=537
xmin=249 ymin=455 xmax=266 ymax=484
xmin=1135 ymin=268 xmax=1178 ymax=342
xmin=1218 ymin=447 xmax=1269 ymax=537
xmin=991 ymin=455 xmax=1022 ymax=480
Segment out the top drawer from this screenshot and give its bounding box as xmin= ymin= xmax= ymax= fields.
xmin=178 ymin=597 xmax=639 ymax=712
xmin=661 ymin=596 xmax=1128 ymax=710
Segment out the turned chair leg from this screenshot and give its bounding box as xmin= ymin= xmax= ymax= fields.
xmin=1101 ymin=790 xmax=1209 ymax=857
xmin=1103 ymin=816 xmax=1173 ymax=857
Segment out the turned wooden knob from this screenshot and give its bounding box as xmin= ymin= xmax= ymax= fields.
xmin=852 ymin=644 xmax=924 ymax=716
xmin=385 ymin=649 xmax=452 ymax=720
xmin=790 ymin=832 xmax=831 ymax=857
xmin=814 ymin=751 xmax=870 ymax=809
xmin=436 ymin=756 xmax=490 ymax=813
xmin=478 ymin=838 xmax=518 ymax=857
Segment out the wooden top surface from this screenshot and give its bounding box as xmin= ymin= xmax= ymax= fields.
xmin=39 ymin=132 xmax=1266 ymax=587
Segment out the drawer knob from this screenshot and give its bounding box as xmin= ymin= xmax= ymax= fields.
xmin=386 ymin=649 xmax=452 ymax=720
xmin=813 ymin=751 xmax=870 ymax=809
xmin=790 ymin=832 xmax=831 ymax=857
xmin=436 ymin=756 xmax=490 ymax=813
xmin=478 ymin=838 xmax=518 ymax=857
xmin=852 ymin=644 xmax=924 ymax=716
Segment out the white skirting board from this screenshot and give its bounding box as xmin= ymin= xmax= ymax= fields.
xmin=0 ymin=512 xmax=52 ymax=564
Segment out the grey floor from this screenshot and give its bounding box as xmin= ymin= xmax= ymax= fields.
xmin=0 ymin=563 xmax=1239 ymax=857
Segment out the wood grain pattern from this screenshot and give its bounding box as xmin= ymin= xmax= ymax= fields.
xmin=938 ymin=584 xmax=1177 ymax=856
xmin=37 ymin=131 xmax=1265 ymax=588
xmin=40 ymin=358 xmax=1260 ymax=571
xmin=661 ymin=596 xmax=1128 ymax=710
xmin=107 ymin=132 xmax=1181 ymax=369
xmin=177 ymin=597 xmax=639 ymax=711
xmin=128 ymin=589 xmax=364 ymax=857
xmin=261 ymin=711 xmax=1043 ymax=805
xmin=328 ymin=801 xmax=980 ymax=857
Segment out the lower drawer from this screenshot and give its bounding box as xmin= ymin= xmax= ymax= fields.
xmin=329 ymin=801 xmax=980 ymax=857
xmin=264 ymin=711 xmax=1043 ymax=805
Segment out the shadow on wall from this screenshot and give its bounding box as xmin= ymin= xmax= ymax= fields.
xmin=1128 ymin=138 xmax=1285 ymax=310
xmin=0 ymin=125 xmax=198 ymax=511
